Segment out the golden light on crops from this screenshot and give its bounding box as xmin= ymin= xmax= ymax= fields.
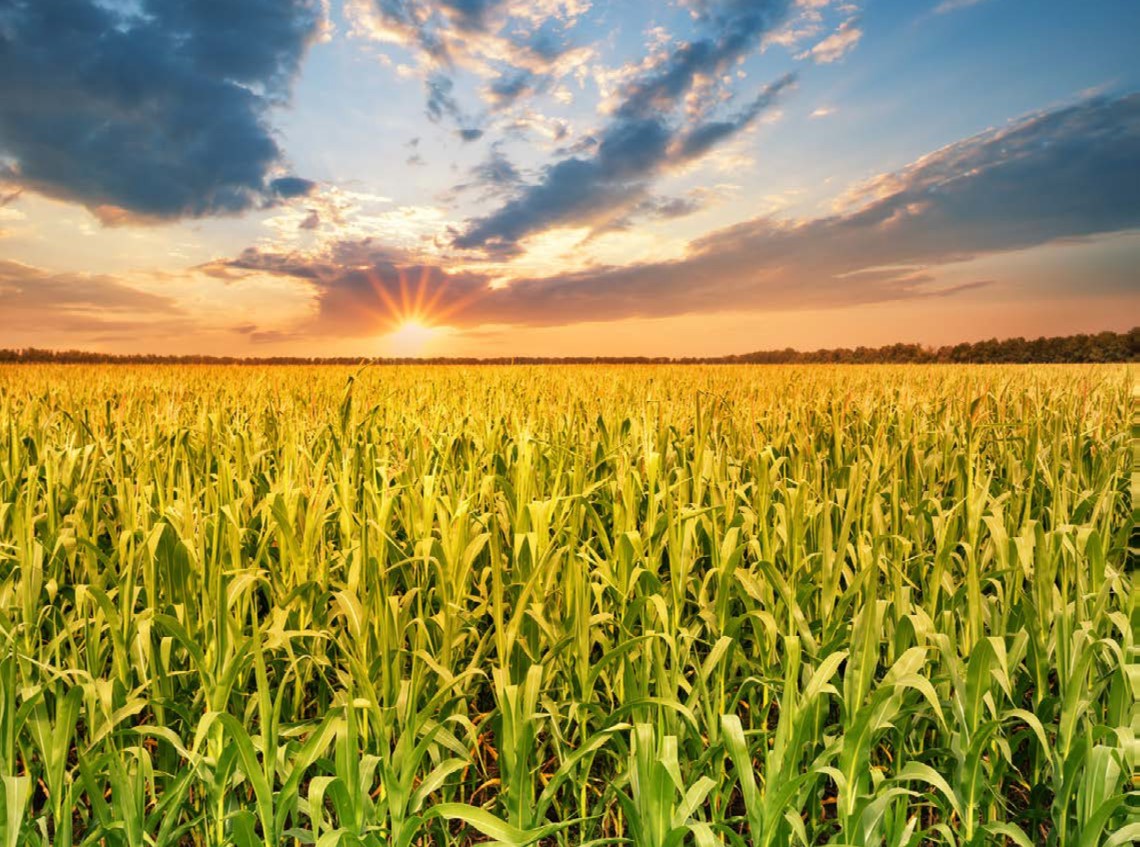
xmin=0 ymin=364 xmax=1131 ymax=844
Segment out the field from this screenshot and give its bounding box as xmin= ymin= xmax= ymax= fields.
xmin=0 ymin=365 xmax=1135 ymax=846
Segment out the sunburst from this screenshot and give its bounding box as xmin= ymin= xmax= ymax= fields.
xmin=364 ymin=264 xmax=486 ymax=355
xmin=388 ymin=317 xmax=436 ymax=354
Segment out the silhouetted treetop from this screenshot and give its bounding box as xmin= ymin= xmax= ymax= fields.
xmin=1 ymin=328 xmax=1136 ymax=365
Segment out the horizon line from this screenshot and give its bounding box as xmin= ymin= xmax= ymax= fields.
xmin=2 ymin=327 xmax=1136 ymax=365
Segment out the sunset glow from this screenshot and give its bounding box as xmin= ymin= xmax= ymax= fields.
xmin=0 ymin=1 xmax=1136 ymax=356
xmin=387 ymin=318 xmax=437 ymax=355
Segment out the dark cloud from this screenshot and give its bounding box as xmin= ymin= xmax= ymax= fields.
xmin=633 ymin=194 xmax=708 ymax=222
xmin=227 ymin=93 xmax=1140 ymax=333
xmin=453 ymin=117 xmax=672 ymax=252
xmin=452 ymin=1 xmax=794 ymax=251
xmin=472 ymin=147 xmax=523 ymax=189
xmin=439 ymin=0 xmax=499 ymax=31
xmin=675 ymin=74 xmax=796 ymax=160
xmin=370 ymin=0 xmax=449 ymax=60
xmin=454 ymin=71 xmax=795 ymax=252
xmin=488 ymin=70 xmax=537 ymax=108
xmin=520 ymin=26 xmax=572 ymax=63
xmin=224 ymin=248 xmax=325 ymax=281
xmin=447 ymin=145 xmax=523 ymax=203
xmin=0 ymin=0 xmax=323 ymax=221
xmin=271 ymin=177 xmax=320 ymax=199
xmin=425 ymin=72 xmax=486 ymax=139
xmin=426 ymin=73 xmax=464 ymax=122
xmin=652 ymin=197 xmax=704 ymax=219
xmin=585 ymin=193 xmax=710 ymax=239
xmin=555 ymin=135 xmax=600 ymax=157
xmin=615 ymin=1 xmax=790 ymax=120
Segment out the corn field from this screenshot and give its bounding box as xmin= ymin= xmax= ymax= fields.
xmin=0 ymin=364 xmax=1135 ymax=846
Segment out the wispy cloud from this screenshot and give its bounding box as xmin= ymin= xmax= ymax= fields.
xmin=452 ymin=2 xmax=797 ymax=253
xmin=0 ymin=259 xmax=189 ymax=337
xmin=348 ymin=0 xmax=596 ymax=127
xmin=934 ymin=0 xmax=991 ymax=14
xmin=797 ymin=18 xmax=862 ymax=63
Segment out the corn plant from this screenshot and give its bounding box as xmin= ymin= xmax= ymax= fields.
xmin=0 ymin=363 xmax=1133 ymax=845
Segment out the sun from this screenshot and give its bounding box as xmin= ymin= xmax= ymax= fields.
xmin=388 ymin=318 xmax=437 ymax=355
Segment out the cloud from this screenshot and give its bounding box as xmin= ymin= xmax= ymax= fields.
xmin=935 ymin=0 xmax=990 ymax=13
xmin=797 ymin=18 xmax=862 ymax=63
xmin=218 ymin=245 xmax=489 ymax=337
xmin=350 ymin=0 xmax=595 ymax=123
xmin=405 ymin=137 xmax=426 ymax=166
xmin=0 ymin=0 xmax=324 ymax=221
xmin=426 ymin=72 xmax=464 ymax=121
xmin=449 ymin=145 xmax=524 ymax=200
xmin=223 ymin=93 xmax=1140 ymax=333
xmin=673 ymin=74 xmax=796 ymax=160
xmin=423 ymin=71 xmax=488 ymax=138
xmin=0 ymin=259 xmax=189 ymax=337
xmin=355 ymin=0 xmax=592 ymax=66
xmin=271 ymin=177 xmax=320 ymax=199
xmin=299 ymin=210 xmax=322 ymax=230
xmin=589 ymin=191 xmax=712 ymax=236
xmin=613 ymin=2 xmax=791 ymax=120
xmin=640 ymin=195 xmax=708 ymax=220
xmin=452 ymin=118 xmax=674 ymax=253
xmin=453 ymin=3 xmax=796 ymax=252
xmin=452 ymin=75 xmax=794 ymax=252
xmin=356 ymin=0 xmax=507 ymax=62
xmin=487 ymin=69 xmax=538 ymax=108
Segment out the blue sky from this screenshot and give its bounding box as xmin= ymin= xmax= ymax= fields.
xmin=1 ymin=0 xmax=1137 ymax=356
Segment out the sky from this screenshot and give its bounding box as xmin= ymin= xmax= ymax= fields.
xmin=1 ymin=0 xmax=1138 ymax=358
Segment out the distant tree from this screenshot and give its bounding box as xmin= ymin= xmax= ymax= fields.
xmin=0 ymin=328 xmax=1136 ymax=366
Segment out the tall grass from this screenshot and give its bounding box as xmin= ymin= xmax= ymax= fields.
xmin=0 ymin=364 xmax=1134 ymax=845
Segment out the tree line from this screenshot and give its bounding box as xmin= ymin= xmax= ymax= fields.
xmin=1 ymin=327 xmax=1136 ymax=365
